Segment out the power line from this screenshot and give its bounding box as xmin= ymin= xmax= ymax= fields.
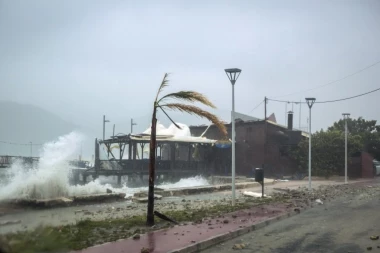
xmin=315 ymin=87 xmax=380 ymax=104
xmin=268 ymin=98 xmax=302 ymax=103
xmin=268 ymin=87 xmax=380 ymax=104
xmin=0 ymin=141 xmax=43 ymax=146
xmin=249 ymin=100 xmax=264 ymax=113
xmin=272 ymin=59 xmax=380 ymax=98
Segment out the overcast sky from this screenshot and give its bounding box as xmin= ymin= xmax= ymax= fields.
xmin=1 ymin=0 xmax=380 ymax=139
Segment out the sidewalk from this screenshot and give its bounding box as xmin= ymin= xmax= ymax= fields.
xmin=72 ymin=201 xmax=302 ymax=253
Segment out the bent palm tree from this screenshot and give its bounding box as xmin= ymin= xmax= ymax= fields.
xmin=147 ymin=73 xmax=227 ymax=226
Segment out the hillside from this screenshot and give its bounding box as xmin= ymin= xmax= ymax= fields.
xmin=0 ymin=101 xmax=79 ymax=156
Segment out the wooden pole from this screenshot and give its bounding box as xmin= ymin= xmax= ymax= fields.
xmin=264 ymin=97 xmax=267 ymax=169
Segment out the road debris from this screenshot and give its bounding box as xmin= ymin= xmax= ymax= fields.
xmin=233 ymin=243 xmax=247 ymax=250
xmin=243 ymin=191 xmax=270 ymax=198
xmin=154 ymin=211 xmax=179 ymax=225
xmin=141 ymin=247 xmax=150 ymax=253
xmin=315 ymin=199 xmax=323 ymax=205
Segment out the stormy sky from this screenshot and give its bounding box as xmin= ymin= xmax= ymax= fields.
xmin=1 ymin=0 xmax=380 ymax=141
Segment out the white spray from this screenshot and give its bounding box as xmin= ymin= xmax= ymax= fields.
xmin=0 ymin=132 xmax=83 ymax=200
xmin=0 ymin=131 xmax=210 ymax=200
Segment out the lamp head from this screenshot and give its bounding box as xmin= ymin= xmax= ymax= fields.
xmin=224 ymin=68 xmax=242 ymax=85
xmin=305 ymin=97 xmax=316 ymax=108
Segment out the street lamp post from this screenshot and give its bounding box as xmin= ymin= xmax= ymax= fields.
xmin=343 ymin=113 xmax=350 ymax=184
xmin=103 ymin=115 xmax=110 ymax=140
xmin=225 ymin=68 xmax=242 ymax=206
xmin=305 ymin=97 xmax=316 ymax=191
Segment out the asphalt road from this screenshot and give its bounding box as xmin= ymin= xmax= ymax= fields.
xmin=203 ymin=183 xmax=380 ymax=253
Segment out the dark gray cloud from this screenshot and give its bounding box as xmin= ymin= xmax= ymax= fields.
xmin=0 ymin=0 xmax=379 ymax=150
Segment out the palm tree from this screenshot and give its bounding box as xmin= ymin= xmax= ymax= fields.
xmin=146 ymin=73 xmax=227 ymax=226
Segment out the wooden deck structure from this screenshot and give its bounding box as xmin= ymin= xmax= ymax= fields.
xmin=73 ymin=134 xmax=217 ymax=185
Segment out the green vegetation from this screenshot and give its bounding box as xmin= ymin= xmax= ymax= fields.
xmin=290 ymin=117 xmax=380 ymax=178
xmin=328 ymin=117 xmax=380 ymax=160
xmin=3 ymin=197 xmax=277 ymax=253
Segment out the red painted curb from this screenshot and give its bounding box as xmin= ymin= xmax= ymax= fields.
xmin=168 ymin=204 xmax=312 ymax=253
xmin=73 ymin=202 xmax=313 ymax=253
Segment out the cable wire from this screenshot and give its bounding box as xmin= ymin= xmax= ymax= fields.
xmin=272 ymin=59 xmax=380 ymax=98
xmin=249 ymin=100 xmax=264 ymax=113
xmin=0 ymin=141 xmax=43 ymax=146
xmin=268 ymin=87 xmax=380 ymax=104
xmin=315 ymin=87 xmax=380 ymax=104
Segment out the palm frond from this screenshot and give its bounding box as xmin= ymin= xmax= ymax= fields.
xmin=155 ymin=73 xmax=170 ymax=102
xmin=160 ymin=103 xmax=227 ymax=137
xmin=158 ymin=91 xmax=216 ymax=108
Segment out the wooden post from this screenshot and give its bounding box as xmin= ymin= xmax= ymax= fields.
xmin=95 ymin=138 xmax=100 ymax=172
xmin=128 ymin=141 xmax=132 ymax=160
xmin=188 ymin=143 xmax=192 ymax=171
xmin=119 ymin=143 xmax=122 ymax=160
xmin=188 ymin=143 xmax=191 ymax=162
xmin=170 ymin=143 xmax=176 ymax=171
xmin=141 ymin=143 xmax=145 ymax=159
xmin=133 ymin=142 xmax=137 ymax=160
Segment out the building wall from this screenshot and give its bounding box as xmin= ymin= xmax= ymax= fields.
xmin=348 ymin=152 xmax=374 ymax=178
xmin=190 ymin=121 xmax=299 ymax=177
xmin=361 ymin=152 xmax=374 ymax=178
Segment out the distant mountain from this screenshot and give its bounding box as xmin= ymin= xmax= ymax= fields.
xmin=0 ymin=101 xmax=78 ymax=156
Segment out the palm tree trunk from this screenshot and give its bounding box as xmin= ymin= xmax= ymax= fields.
xmin=147 ymin=106 xmax=157 ymax=226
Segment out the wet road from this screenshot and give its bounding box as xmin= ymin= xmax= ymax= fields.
xmin=203 ymin=183 xmax=380 ymax=253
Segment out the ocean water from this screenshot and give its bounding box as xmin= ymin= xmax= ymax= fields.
xmin=0 ymin=132 xmax=209 ymax=200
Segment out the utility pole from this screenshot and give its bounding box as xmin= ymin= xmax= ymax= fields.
xmin=131 ymin=118 xmax=137 ymax=134
xmin=264 ymin=97 xmax=267 ymax=172
xmin=299 ymin=99 xmax=302 ymax=129
xmin=113 ymin=124 xmax=115 ymax=137
xmin=285 ymin=103 xmax=287 ymax=125
xmin=343 ymin=113 xmax=350 ymax=184
xmin=30 ymin=142 xmax=32 ymax=157
xmin=103 ymin=115 xmax=110 ymax=140
xmin=264 ymin=97 xmax=267 ymax=121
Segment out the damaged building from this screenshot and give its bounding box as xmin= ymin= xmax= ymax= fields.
xmin=190 ymin=111 xmax=308 ymax=177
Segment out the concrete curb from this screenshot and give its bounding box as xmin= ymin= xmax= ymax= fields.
xmin=1 ymin=193 xmax=127 ymax=208
xmin=168 ymin=203 xmax=313 ymax=253
xmin=134 ymin=179 xmax=275 ymax=198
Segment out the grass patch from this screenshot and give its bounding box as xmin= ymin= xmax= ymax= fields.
xmin=4 ymin=197 xmax=280 ymax=253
